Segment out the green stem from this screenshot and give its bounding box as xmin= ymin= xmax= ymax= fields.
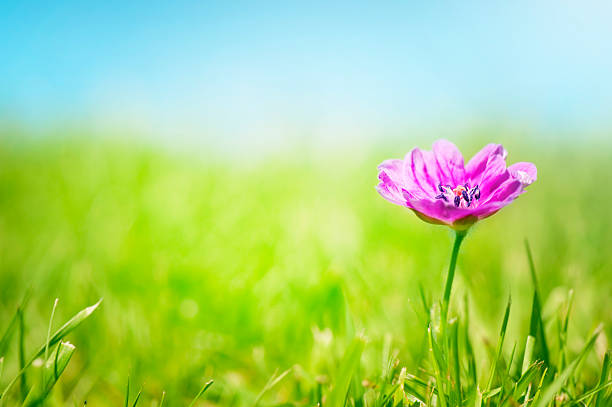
xmin=442 ymin=230 xmax=466 ymax=323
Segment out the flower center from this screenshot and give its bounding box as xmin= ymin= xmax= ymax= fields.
xmin=435 ymin=183 xmax=480 ymax=208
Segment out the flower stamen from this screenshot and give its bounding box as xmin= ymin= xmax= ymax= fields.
xmin=435 ymin=193 xmax=448 ymax=202
xmin=461 ymin=190 xmax=471 ymax=207
xmin=435 ymin=183 xmax=480 ymax=208
xmin=470 ymin=185 xmax=480 ymax=200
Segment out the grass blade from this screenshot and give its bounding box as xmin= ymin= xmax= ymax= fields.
xmin=530 ymin=366 xmax=548 ymax=406
xmin=557 ymin=290 xmax=574 ymax=372
xmin=402 ymin=381 xmax=426 ymax=404
xmin=18 ymin=308 xmax=27 ymax=401
xmin=376 ymin=382 xmax=399 ymax=406
xmin=418 ymin=283 xmax=430 ymax=322
xmin=131 ymin=388 xmax=142 ymax=407
xmin=513 ymin=361 xmax=543 ymax=401
xmin=1 ymin=299 xmax=102 ymax=401
xmin=525 ymin=240 xmax=550 ymax=368
xmin=507 ymin=342 xmax=517 ymax=377
xmin=572 ymin=380 xmax=612 ymax=404
xmin=521 ymin=335 xmax=535 ymax=376
xmin=485 ymin=295 xmax=511 ymax=395
xmin=0 ymin=315 xmax=18 ymax=359
xmin=0 ymin=292 xmax=31 ymax=358
xmin=474 ymin=387 xmax=482 ymax=407
xmin=188 ymin=379 xmax=213 ymax=407
xmin=44 ymin=299 xmax=59 ymax=362
xmin=594 ymin=351 xmax=611 ymax=407
xmin=428 ymin=325 xmax=448 ymax=407
xmin=449 ymin=320 xmax=462 ymax=404
xmin=124 ymin=376 xmax=130 ymax=407
xmin=327 ymin=335 xmax=365 ymax=407
xmin=535 ymin=326 xmax=601 ymax=407
xmin=21 ymin=341 xmax=76 ymax=407
xmin=36 ymin=299 xmax=102 ymax=362
xmin=463 ymin=296 xmax=477 ymax=389
xmin=254 ymin=368 xmax=290 ymax=406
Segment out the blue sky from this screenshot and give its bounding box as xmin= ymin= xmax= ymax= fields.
xmin=2 ymin=1 xmax=612 ymax=143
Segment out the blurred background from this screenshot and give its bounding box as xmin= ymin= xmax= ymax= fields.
xmin=1 ymin=1 xmax=611 ymax=405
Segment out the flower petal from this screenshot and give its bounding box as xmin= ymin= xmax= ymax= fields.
xmin=465 ymin=143 xmax=507 ymax=183
xmin=376 ymin=182 xmax=405 ymax=206
xmin=508 ymin=162 xmax=537 ymax=186
xmin=467 ymin=201 xmax=506 ymax=220
xmin=404 ymin=197 xmax=454 ymax=224
xmin=432 ymin=139 xmax=465 ymax=186
xmin=404 ymin=194 xmax=479 ymax=226
xmin=378 ymin=159 xmax=404 ymax=184
xmin=407 ymin=148 xmax=440 ymax=195
xmin=477 ymin=154 xmax=510 ymax=199
xmin=487 ymin=179 xmax=524 ymax=203
xmin=378 ymin=158 xmax=428 ymax=199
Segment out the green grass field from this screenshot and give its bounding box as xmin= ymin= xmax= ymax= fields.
xmin=0 ymin=133 xmax=610 ymax=406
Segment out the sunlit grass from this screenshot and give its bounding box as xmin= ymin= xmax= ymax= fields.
xmin=0 ymin=134 xmax=610 ymax=405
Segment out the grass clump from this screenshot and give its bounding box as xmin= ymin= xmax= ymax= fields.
xmin=385 ymin=241 xmax=611 ymax=406
xmin=0 ymin=298 xmax=101 ymax=405
xmin=0 ymin=134 xmax=610 ymax=405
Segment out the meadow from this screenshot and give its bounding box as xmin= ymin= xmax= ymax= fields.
xmin=0 ymin=131 xmax=610 ymax=406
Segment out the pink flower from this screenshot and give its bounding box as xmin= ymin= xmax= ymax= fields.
xmin=376 ymin=140 xmax=537 ymax=230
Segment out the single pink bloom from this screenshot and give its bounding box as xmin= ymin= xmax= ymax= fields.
xmin=376 ymin=140 xmax=537 ymax=230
